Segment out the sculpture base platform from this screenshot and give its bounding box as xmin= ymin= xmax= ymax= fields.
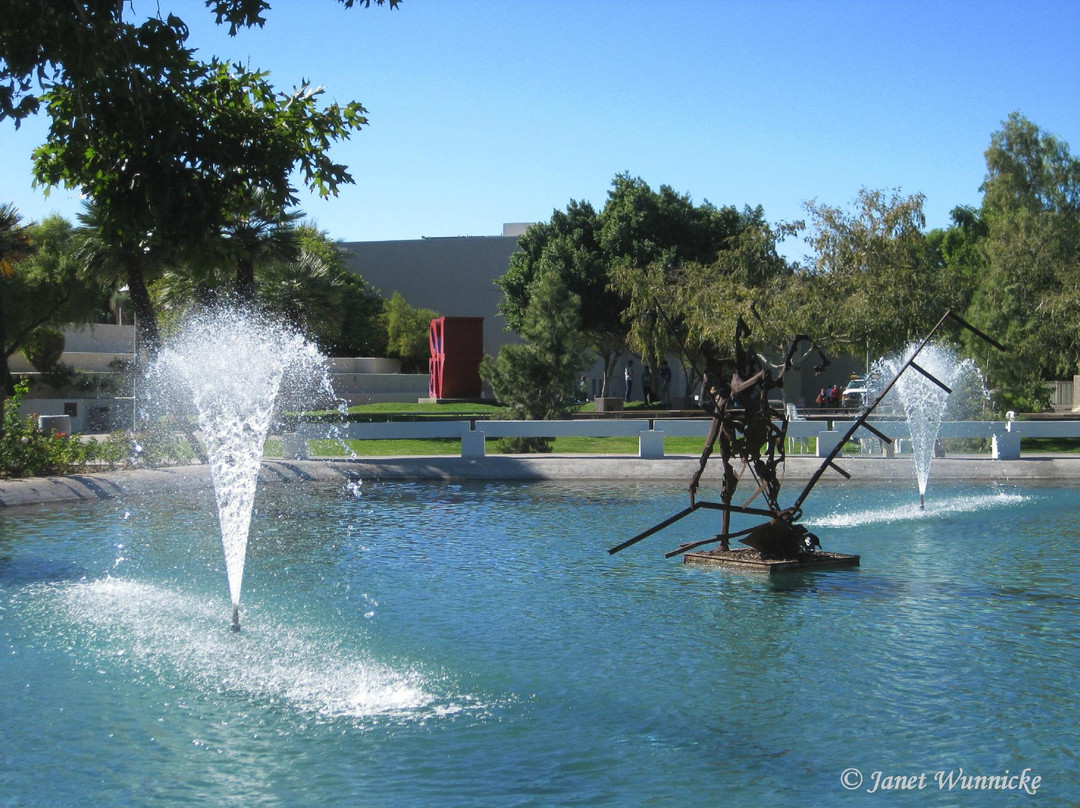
xmin=683 ymin=547 xmax=860 ymax=574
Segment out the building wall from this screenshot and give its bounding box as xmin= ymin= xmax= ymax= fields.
xmin=340 ymin=235 xmax=523 ymax=360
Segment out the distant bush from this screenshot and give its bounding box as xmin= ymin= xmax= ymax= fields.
xmin=382 ymin=292 xmax=438 ymax=373
xmin=22 ymin=326 xmax=65 ymax=371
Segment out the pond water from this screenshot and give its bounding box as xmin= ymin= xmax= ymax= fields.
xmin=1 ymin=478 xmax=1078 ymax=806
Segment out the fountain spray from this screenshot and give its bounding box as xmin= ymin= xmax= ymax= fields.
xmin=151 ymin=306 xmax=336 ymax=632
xmin=870 ymin=341 xmax=988 ymax=509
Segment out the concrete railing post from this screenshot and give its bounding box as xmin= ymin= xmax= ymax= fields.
xmin=38 ymin=415 xmax=72 ymax=436
xmin=639 ymin=429 xmax=665 ymax=459
xmin=816 ymin=429 xmax=843 ymax=458
xmin=992 ymin=420 xmax=1021 ymax=460
xmin=281 ymin=432 xmax=308 ymax=460
xmin=461 ymin=428 xmax=486 ymax=458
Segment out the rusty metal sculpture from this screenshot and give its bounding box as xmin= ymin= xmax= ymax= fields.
xmin=610 ymin=309 xmax=1005 ymax=562
xmin=687 ymin=316 xmax=828 ymax=557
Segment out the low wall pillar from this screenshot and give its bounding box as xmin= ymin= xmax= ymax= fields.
xmin=38 ymin=415 xmax=72 ymax=436
xmin=639 ymin=429 xmax=665 ymax=459
xmin=594 ymin=397 xmax=624 ymax=412
xmin=461 ymin=428 xmax=486 ymax=458
xmin=992 ymin=426 xmax=1021 ymax=460
xmin=816 ymin=430 xmax=844 ymax=458
xmin=281 ymin=432 xmax=308 ymax=460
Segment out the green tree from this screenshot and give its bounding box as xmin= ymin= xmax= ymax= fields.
xmin=151 ymin=221 xmax=385 ymax=357
xmin=21 ymin=326 xmax=65 ymax=372
xmin=1 ymin=1 xmax=399 ymax=351
xmin=481 ymin=273 xmax=589 ymax=450
xmin=599 ymin=173 xmax=744 ymax=267
xmin=0 ymin=203 xmax=34 ymax=410
xmin=601 ymin=176 xmax=767 ymax=382
xmin=382 ymin=292 xmax=438 ymax=373
xmin=799 ymin=188 xmax=944 ymax=359
xmin=498 ymin=200 xmax=627 ymax=394
xmin=222 ymin=192 xmax=303 ymax=303
xmin=498 ymin=174 xmax=755 ymax=395
xmin=966 ymin=113 xmax=1080 ymax=410
xmin=272 ymin=230 xmax=389 ymax=358
xmin=2 ymin=214 xmax=110 ymax=393
xmin=324 ymin=272 xmax=388 ymax=357
xmin=924 ymin=205 xmax=987 ymax=320
xmin=0 ymin=203 xmax=33 ymax=274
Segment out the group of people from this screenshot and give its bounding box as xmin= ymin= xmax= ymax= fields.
xmin=622 ymin=359 xmax=673 ymax=406
xmin=815 ymin=384 xmax=842 ymax=408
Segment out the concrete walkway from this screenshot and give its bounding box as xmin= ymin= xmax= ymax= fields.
xmin=1 ymin=453 xmax=1079 ymax=509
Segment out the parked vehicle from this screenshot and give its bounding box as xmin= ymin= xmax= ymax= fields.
xmin=842 ymin=377 xmax=868 ymax=410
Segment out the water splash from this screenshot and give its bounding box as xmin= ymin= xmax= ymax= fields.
xmin=807 ymin=491 xmax=1027 ymax=528
xmin=150 ymin=306 xmax=336 ymax=628
xmin=869 ymin=341 xmax=988 ymax=505
xmin=53 ymin=578 xmax=438 ymax=720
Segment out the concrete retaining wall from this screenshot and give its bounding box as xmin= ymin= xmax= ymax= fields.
xmin=3 ymin=453 xmax=1080 ymax=510
xmin=294 ymin=417 xmax=1069 ymax=461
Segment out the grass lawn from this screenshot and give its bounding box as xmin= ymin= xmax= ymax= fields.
xmin=1020 ymin=437 xmax=1080 ymax=452
xmin=332 ymin=400 xmax=670 ymax=418
xmin=265 ymin=433 xmax=824 ymax=458
xmin=272 ymin=401 xmax=1080 ymax=458
xmin=272 ymin=400 xmax=713 ymax=456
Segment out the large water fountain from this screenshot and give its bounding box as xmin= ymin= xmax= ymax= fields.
xmin=869 ymin=340 xmax=989 ymax=508
xmin=150 ymin=306 xmax=336 ymax=631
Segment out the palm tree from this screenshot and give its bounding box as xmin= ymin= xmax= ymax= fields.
xmin=0 ymin=204 xmax=35 ymax=415
xmin=75 ymin=202 xmax=164 ymax=356
xmin=0 ymin=204 xmax=33 ymax=278
xmin=221 ymin=191 xmax=302 ymax=304
xmin=257 ymin=248 xmax=341 ymax=338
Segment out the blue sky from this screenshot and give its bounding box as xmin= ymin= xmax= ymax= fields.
xmin=2 ymin=0 xmax=1078 ymax=262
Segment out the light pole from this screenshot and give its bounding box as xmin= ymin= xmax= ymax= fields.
xmin=119 ymin=285 xmax=137 ymax=429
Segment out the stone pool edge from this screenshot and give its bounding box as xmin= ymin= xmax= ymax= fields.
xmin=2 ymin=454 xmax=1079 ymax=508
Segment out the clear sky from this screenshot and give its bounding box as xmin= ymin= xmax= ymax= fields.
xmin=2 ymin=0 xmax=1078 ymax=262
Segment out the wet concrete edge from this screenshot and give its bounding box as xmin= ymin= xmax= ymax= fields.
xmin=0 ymin=454 xmax=1078 ymax=509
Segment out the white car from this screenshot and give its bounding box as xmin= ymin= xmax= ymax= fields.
xmin=842 ymin=378 xmax=868 ymax=410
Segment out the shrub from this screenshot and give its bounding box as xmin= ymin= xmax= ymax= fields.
xmin=480 ymin=273 xmax=589 ymax=455
xmin=0 ymin=379 xmax=198 ymax=477
xmin=22 ymin=327 xmax=66 ymax=372
xmin=382 ymin=292 xmax=439 ymax=373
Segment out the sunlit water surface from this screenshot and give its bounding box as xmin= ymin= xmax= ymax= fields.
xmin=2 ymin=479 xmax=1078 ymax=806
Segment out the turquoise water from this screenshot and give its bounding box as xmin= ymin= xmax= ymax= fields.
xmin=1 ymin=479 xmax=1078 ymax=806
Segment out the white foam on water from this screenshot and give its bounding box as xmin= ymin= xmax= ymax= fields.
xmin=806 ymin=491 xmax=1028 ymax=528
xmin=53 ymin=578 xmax=441 ymax=721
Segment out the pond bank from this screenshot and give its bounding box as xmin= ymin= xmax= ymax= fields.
xmin=1 ymin=453 xmax=1079 ymax=508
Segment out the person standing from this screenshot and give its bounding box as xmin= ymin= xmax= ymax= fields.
xmin=624 ymin=360 xmax=635 ymax=401
xmin=641 ymin=363 xmax=653 ymax=405
xmin=659 ymin=360 xmax=672 ymax=408
xmin=577 ymin=376 xmax=590 ymax=403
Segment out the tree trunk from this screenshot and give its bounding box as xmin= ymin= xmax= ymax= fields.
xmin=124 ymin=257 xmax=160 ymax=358
xmin=0 ymin=286 xmax=10 ymax=397
xmin=601 ymin=351 xmax=620 ymax=398
xmin=0 ymin=287 xmax=8 ymax=439
xmin=235 ymin=255 xmax=256 ymax=305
